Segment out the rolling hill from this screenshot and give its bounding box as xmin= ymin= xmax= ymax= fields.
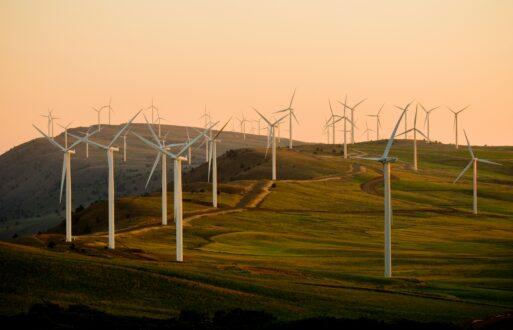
xmin=1 ymin=140 xmax=513 ymax=327
xmin=0 ymin=124 xmax=302 ymax=238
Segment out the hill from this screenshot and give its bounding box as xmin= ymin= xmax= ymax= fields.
xmin=0 ymin=124 xmax=302 ymax=238
xmin=1 ymin=140 xmax=513 ymax=325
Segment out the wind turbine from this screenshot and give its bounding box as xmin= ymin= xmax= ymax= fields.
xmin=92 ymin=106 xmax=102 ymax=131
xmin=41 ymin=110 xmax=59 ymax=139
xmin=360 ymin=101 xmax=411 ymax=278
xmin=253 ymin=109 xmax=288 ymax=181
xmin=70 ymin=110 xmax=142 ymax=249
xmin=448 ymin=106 xmax=469 ymax=149
xmin=273 ymin=89 xmax=298 ymax=149
xmin=343 ymin=97 xmax=366 ymax=144
xmin=396 ymin=105 xmax=429 ymax=171
xmin=205 ymin=119 xmax=231 ymax=207
xmin=200 ymin=107 xmax=212 ymax=160
xmin=237 ymin=113 xmax=248 ymax=141
xmin=453 ymin=130 xmax=502 ymax=215
xmin=367 ymin=104 xmax=384 ymax=140
xmin=361 ymin=121 xmax=375 ymax=141
xmin=419 ymin=103 xmax=439 ymax=142
xmin=336 ymin=96 xmax=358 ymax=159
xmin=147 ymin=98 xmax=159 ymax=124
xmin=327 ymin=100 xmax=341 ymax=145
xmin=101 ymin=99 xmax=114 ymax=125
xmin=134 ymin=122 xmax=217 ymax=262
xmin=156 ymin=110 xmax=166 ymax=138
xmin=57 ymin=121 xmax=73 ymax=148
xmin=33 ymin=125 xmax=97 ymax=242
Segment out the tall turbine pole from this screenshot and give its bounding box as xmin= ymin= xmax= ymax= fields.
xmin=212 ymin=141 xmax=218 ymax=207
xmin=272 ymin=127 xmax=277 ymax=180
xmin=123 ymin=135 xmax=127 ymax=162
xmin=107 ymin=148 xmax=116 ymax=249
xmin=384 ymin=161 xmax=392 ymax=278
xmin=162 ymin=154 xmax=167 ymax=225
xmin=413 ymin=127 xmax=418 ymax=171
xmin=455 ymin=114 xmax=459 ymax=149
xmin=473 ymin=159 xmax=477 ymax=215
xmin=65 ymin=150 xmax=73 ymax=242
xmin=289 ymin=113 xmax=293 ymax=149
xmin=174 ymin=158 xmax=184 ymax=262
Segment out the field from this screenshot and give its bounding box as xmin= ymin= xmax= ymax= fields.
xmin=1 ymin=140 xmax=513 ymax=327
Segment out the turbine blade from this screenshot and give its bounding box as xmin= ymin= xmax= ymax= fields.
xmin=477 ymin=159 xmax=502 ymax=166
xmin=213 ymin=117 xmax=231 ymax=140
xmin=382 ymin=102 xmax=411 ymax=159
xmin=145 ymin=153 xmax=162 ymax=189
xmin=253 ymin=108 xmax=272 ymax=126
xmin=68 ymin=129 xmax=99 ymax=150
xmin=68 ymin=132 xmax=107 ymax=150
xmin=132 ymin=132 xmax=172 ymax=157
xmin=178 ymin=122 xmax=218 ymax=157
xmin=453 ymin=160 xmax=473 ymax=183
xmin=108 ymin=109 xmax=143 ymax=148
xmin=33 ymin=125 xmax=66 ymax=152
xmin=415 ymin=129 xmax=430 ymax=141
xmin=59 ymin=156 xmax=66 ymax=204
xmin=463 ymin=130 xmax=475 ymax=158
xmin=289 ymin=88 xmax=296 ymax=108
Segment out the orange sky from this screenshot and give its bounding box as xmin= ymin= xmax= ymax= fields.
xmin=1 ymin=0 xmax=513 ymax=154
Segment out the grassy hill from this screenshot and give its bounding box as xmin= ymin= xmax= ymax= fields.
xmin=1 ymin=140 xmax=513 ymax=326
xmin=0 ymin=124 xmax=301 ymax=238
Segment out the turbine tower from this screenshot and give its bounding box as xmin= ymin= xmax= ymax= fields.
xmin=274 ymin=89 xmax=298 ymax=149
xmin=367 ymin=104 xmax=384 ymax=140
xmin=419 ymin=103 xmax=439 ymax=142
xmin=134 ymin=123 xmax=216 ymax=262
xmin=205 ymin=119 xmax=231 ymax=207
xmin=70 ymin=110 xmax=141 ymax=249
xmin=448 ymin=106 xmax=469 ymax=149
xmin=338 ymin=97 xmax=362 ymax=159
xmin=360 ymin=101 xmax=411 ymax=278
xmin=147 ymin=98 xmax=159 ymax=124
xmin=254 ymin=108 xmax=288 ymax=181
xmin=33 ymin=126 xmax=97 ymax=242
xmin=453 ymin=130 xmax=502 ymax=215
xmin=396 ymin=105 xmax=429 ymax=171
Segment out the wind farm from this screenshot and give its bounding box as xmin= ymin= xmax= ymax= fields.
xmin=1 ymin=1 xmax=513 ymax=329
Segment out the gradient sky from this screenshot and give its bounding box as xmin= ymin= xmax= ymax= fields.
xmin=1 ymin=0 xmax=513 ymax=154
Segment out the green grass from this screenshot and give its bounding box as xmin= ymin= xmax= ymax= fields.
xmin=1 ymin=140 xmax=513 ymax=324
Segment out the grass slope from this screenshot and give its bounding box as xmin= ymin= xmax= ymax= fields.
xmin=1 ymin=140 xmax=513 ymax=325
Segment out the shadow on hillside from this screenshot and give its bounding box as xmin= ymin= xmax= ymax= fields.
xmin=2 ymin=302 xmax=511 ymax=329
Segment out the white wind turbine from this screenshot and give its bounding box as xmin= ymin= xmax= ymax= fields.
xmin=327 ymin=100 xmax=341 ymax=145
xmin=102 ymin=99 xmax=114 ymax=125
xmin=199 ymin=107 xmax=212 ymax=161
xmin=338 ymin=97 xmax=364 ymax=158
xmin=205 ymin=119 xmax=231 ymax=207
xmin=147 ymin=98 xmax=159 ymax=124
xmin=322 ymin=117 xmax=331 ymax=144
xmin=273 ymin=89 xmax=298 ymax=149
xmin=58 ymin=121 xmax=73 ymax=148
xmin=156 ymin=110 xmax=166 ymax=138
xmin=360 ymin=102 xmax=411 ymax=278
xmin=343 ymin=97 xmax=366 ymax=144
xmin=367 ymin=104 xmax=384 ymax=140
xmin=453 ymin=130 xmax=502 ymax=215
xmin=78 ymin=127 xmax=92 ymax=158
xmin=70 ymin=110 xmax=142 ymax=249
xmin=134 ymin=122 xmax=216 ymax=262
xmin=362 ymin=121 xmax=375 ymax=141
xmin=448 ymin=106 xmax=469 ymax=149
xmin=419 ymin=103 xmax=439 ymax=142
xmin=237 ymin=113 xmax=249 ymax=141
xmin=33 ymin=125 xmax=97 ymax=242
xmin=254 ymin=109 xmax=288 ymax=181
xmin=396 ymin=105 xmax=430 ymax=171
xmin=41 ymin=110 xmax=59 ymax=139
xmin=92 ymin=106 xmax=103 ymax=131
